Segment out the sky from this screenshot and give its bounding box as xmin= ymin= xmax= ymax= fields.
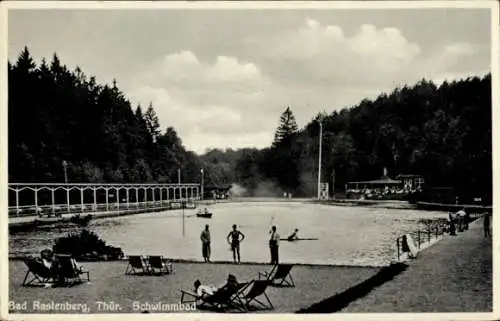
xmin=7 ymin=6 xmax=492 ymax=154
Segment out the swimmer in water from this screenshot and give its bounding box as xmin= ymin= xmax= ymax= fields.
xmin=287 ymin=228 xmax=299 ymax=241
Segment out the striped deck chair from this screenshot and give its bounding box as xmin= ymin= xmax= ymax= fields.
xmin=125 ymin=256 xmax=152 ymax=275
xmin=55 ymin=254 xmax=90 ymax=286
xmin=148 ymin=256 xmax=174 ymax=275
xmin=258 ymin=264 xmax=295 ymax=287
xmin=22 ymin=258 xmax=54 ymax=287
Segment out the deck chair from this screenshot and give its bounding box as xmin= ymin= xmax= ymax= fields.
xmin=148 ymin=256 xmax=174 ymax=274
xmin=22 ymin=258 xmax=54 ymax=287
xmin=258 ymin=264 xmax=295 ymax=287
xmin=181 ymin=282 xmax=248 ymax=312
xmin=239 ymin=280 xmax=274 ymax=311
xmin=55 ymin=255 xmax=90 ymax=286
xmin=125 ymin=256 xmax=152 ymax=275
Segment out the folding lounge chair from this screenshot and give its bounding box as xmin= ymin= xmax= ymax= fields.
xmin=180 ymin=288 xmax=199 ymax=304
xmin=147 ymin=256 xmax=174 ymax=275
xmin=239 ymin=280 xmax=274 ymax=311
xmin=125 ymin=256 xmax=152 ymax=275
xmin=258 ymin=264 xmax=295 ymax=287
xmin=22 ymin=258 xmax=54 ymax=287
xmin=180 ymin=282 xmax=248 ymax=312
xmin=200 ymin=282 xmax=249 ymax=312
xmin=56 ymin=254 xmax=90 ymax=286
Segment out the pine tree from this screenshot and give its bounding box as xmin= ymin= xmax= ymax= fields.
xmin=144 ymin=102 xmax=161 ymax=141
xmin=15 ymin=46 xmax=36 ymax=73
xmin=50 ymin=53 xmax=63 ymax=82
xmin=273 ymin=106 xmax=298 ymax=146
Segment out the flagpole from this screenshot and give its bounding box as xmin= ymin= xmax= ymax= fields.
xmin=62 ymin=160 xmax=68 ymax=184
xmin=201 ymin=168 xmax=204 ymax=200
xmin=317 ymin=120 xmax=323 ymax=200
xmin=182 ymin=203 xmax=185 ymax=237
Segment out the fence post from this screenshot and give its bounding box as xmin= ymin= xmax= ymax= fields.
xmin=397 ymin=238 xmax=400 ymax=261
xmin=417 ymin=231 xmax=421 ymax=249
xmin=15 ymin=190 xmax=20 ymax=217
xmin=428 ymin=229 xmax=431 ymax=242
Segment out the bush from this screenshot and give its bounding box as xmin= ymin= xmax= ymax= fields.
xmin=53 ymin=229 xmax=124 ymax=261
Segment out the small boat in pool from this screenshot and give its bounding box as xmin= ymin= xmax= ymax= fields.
xmin=196 ymin=208 xmax=213 ymax=218
xmin=280 ymin=238 xmax=319 ymax=241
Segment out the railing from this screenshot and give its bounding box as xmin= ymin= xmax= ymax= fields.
xmin=395 ymin=212 xmax=484 ymax=262
xmin=396 ymin=226 xmax=446 ymax=261
xmin=8 ymin=199 xmax=198 ymax=218
xmin=8 ymin=183 xmax=201 ymax=218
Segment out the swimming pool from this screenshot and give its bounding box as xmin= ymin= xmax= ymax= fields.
xmin=9 ymin=202 xmax=448 ymax=266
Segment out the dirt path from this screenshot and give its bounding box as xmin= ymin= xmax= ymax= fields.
xmin=341 ymin=217 xmax=492 ymax=312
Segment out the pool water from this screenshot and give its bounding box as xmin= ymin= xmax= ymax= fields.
xmin=9 ymin=202 xmax=448 ymax=267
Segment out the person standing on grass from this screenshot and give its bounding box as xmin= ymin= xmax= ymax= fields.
xmin=227 ymin=224 xmax=245 ymax=264
xmin=483 ymin=213 xmax=491 ymax=238
xmin=200 ymin=224 xmax=211 ymax=262
xmin=269 ymin=225 xmax=280 ymax=265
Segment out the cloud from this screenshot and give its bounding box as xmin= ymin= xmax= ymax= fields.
xmin=139 ymin=50 xmax=266 ymax=89
xmin=208 ymin=56 xmax=261 ymax=82
xmin=128 ymin=51 xmax=276 ymax=152
xmin=128 ymin=18 xmax=488 ymax=154
xmin=255 ymin=18 xmax=486 ymax=88
xmin=250 ymin=19 xmax=423 ymax=88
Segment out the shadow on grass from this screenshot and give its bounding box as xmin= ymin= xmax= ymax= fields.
xmin=296 ymin=262 xmax=408 ymax=313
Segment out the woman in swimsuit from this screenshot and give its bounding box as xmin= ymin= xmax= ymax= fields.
xmin=226 ymin=224 xmax=245 ymax=264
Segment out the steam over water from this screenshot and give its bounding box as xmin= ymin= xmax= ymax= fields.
xmin=9 ymin=202 xmax=448 ymax=266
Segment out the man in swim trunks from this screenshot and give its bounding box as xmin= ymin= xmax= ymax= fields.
xmin=226 ymin=224 xmax=245 ymax=264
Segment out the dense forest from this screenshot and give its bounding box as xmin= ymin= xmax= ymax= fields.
xmin=201 ymin=78 xmax=492 ymax=203
xmin=8 ymin=47 xmax=492 ymax=204
xmin=9 ymin=47 xmax=204 ymax=185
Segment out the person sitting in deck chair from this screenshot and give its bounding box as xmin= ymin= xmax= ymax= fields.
xmin=193 ymin=274 xmax=239 ymax=297
xmin=70 ymin=256 xmax=84 ymax=273
xmin=39 ymin=249 xmax=65 ymax=286
xmin=194 ymin=280 xmax=218 ymax=297
xmin=40 ymin=249 xmax=55 ymax=270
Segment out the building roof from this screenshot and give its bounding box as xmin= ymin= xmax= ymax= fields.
xmin=348 ymin=176 xmax=401 ymax=185
xmin=204 ymin=183 xmax=232 ymax=190
xmin=396 ymin=174 xmax=424 ymax=178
